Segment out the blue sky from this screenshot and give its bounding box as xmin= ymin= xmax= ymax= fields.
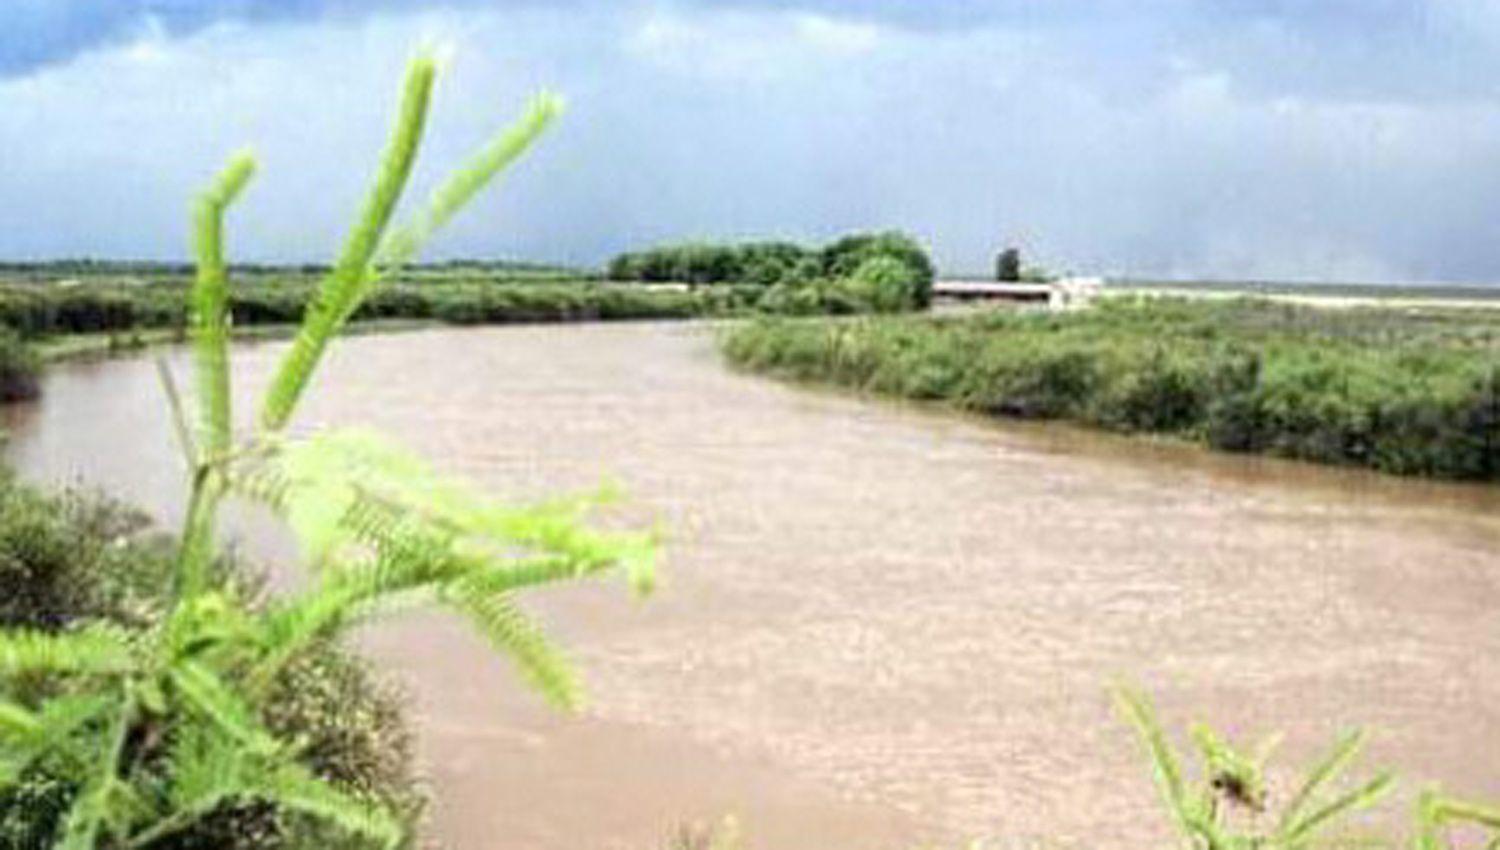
xmin=4 ymin=1 xmax=1500 ymax=280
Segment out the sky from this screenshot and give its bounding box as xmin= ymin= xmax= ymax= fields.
xmin=3 ymin=2 xmax=1500 ymax=281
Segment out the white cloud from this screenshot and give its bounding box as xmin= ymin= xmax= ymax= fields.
xmin=626 ymin=8 xmax=884 ymax=81
xmin=790 ymin=13 xmax=882 ymax=55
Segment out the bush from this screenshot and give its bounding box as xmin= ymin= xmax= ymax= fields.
xmin=0 ymin=476 xmax=425 ymax=850
xmin=819 ymin=231 xmax=935 ymax=308
xmin=840 ymin=255 xmax=921 ymax=313
xmin=0 ymin=329 xmax=39 ymax=402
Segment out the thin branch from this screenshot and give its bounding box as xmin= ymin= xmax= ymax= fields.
xmin=155 ymin=357 xmax=198 ymax=468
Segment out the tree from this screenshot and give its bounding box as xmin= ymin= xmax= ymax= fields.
xmin=996 ymin=247 xmax=1022 ymax=282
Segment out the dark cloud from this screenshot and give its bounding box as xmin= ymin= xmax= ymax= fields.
xmin=5 ymin=1 xmax=1500 ymax=281
xmin=0 ymin=0 xmax=1468 ymax=82
xmin=2 ymin=0 xmax=485 ymax=77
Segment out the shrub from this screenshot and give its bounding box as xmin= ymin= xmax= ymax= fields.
xmin=819 ymin=231 xmax=935 ymax=308
xmin=840 ymin=255 xmax=920 ymax=313
xmin=757 ymin=281 xmax=826 ymax=316
xmin=0 ymin=328 xmax=39 ymax=402
xmin=0 ymin=477 xmax=423 ymax=850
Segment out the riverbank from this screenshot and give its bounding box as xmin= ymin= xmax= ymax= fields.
xmin=34 ymin=317 xmax=440 ymax=362
xmin=721 ymin=296 xmax=1500 ymax=480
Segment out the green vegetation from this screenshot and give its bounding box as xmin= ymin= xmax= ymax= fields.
xmin=0 ymin=327 xmax=39 ymax=400
xmin=1117 ymin=686 xmax=1500 ymax=850
xmin=606 ymin=230 xmax=935 ymax=310
xmin=0 ymin=476 xmax=423 ymax=850
xmin=0 ymin=275 xmax=714 ymax=345
xmin=0 ymin=52 xmax=654 ymax=850
xmin=720 ymin=296 xmax=1500 ymax=480
xmin=1116 ymin=686 xmax=1394 ymax=849
xmin=0 ymin=232 xmax=933 ymax=376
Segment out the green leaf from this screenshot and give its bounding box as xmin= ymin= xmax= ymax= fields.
xmin=0 ymin=625 xmax=135 ymax=676
xmin=145 ymin=727 xmax=404 ymax=849
xmin=170 ymin=660 xmax=278 ymax=756
xmin=0 ymin=694 xmax=117 ymax=792
xmin=54 ymin=777 xmax=111 ymax=850
xmin=0 ymin=699 xmax=41 ymax=739
xmin=1112 ymin=684 xmax=1190 ymax=830
xmin=164 ymin=725 xmax=245 ymax=816
xmin=241 ymin=760 xmax=404 ymax=850
xmin=1281 ymin=772 xmax=1395 ymax=846
xmin=446 ymin=585 xmax=581 ymax=710
xmin=1278 ymin=728 xmax=1369 ymax=834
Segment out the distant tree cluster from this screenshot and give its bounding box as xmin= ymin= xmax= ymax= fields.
xmin=606 ymin=230 xmax=936 ymax=309
xmin=607 ymin=241 xmax=807 ymax=287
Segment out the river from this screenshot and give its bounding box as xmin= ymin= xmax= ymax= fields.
xmin=4 ymin=321 xmax=1499 ymax=849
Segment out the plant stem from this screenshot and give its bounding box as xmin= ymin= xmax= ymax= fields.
xmin=155 ymin=357 xmax=198 ymax=469
xmin=173 ymin=464 xmax=218 ymax=603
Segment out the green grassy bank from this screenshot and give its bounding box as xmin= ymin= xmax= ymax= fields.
xmin=0 ymin=275 xmax=722 ymax=338
xmin=721 ymin=296 xmax=1500 ymax=480
xmin=0 ymin=276 xmax=738 ymax=395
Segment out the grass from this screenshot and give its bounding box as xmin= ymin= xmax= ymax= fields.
xmin=720 ymin=296 xmax=1500 ymax=480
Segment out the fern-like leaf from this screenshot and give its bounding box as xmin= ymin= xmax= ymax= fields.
xmin=0 ymin=698 xmax=41 ymax=739
xmin=170 ymin=660 xmax=278 ymax=756
xmin=0 ymin=626 xmax=135 ymax=676
xmin=54 ymin=777 xmax=111 ymax=850
xmin=241 ymin=760 xmax=403 ymax=850
xmin=160 ymin=725 xmax=247 ymax=825
xmin=445 ymin=584 xmax=581 ymax=710
xmin=142 ymin=726 xmax=403 ymax=850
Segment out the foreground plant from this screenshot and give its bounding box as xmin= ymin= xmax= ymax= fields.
xmin=1114 ymin=686 xmax=1395 ymax=850
xmin=1416 ymin=791 xmax=1500 ymax=850
xmin=0 ymin=54 xmax=654 ymax=849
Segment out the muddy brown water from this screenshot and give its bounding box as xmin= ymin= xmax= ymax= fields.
xmin=4 ymin=322 xmax=1500 ymax=849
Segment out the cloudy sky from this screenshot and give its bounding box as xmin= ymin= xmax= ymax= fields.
xmin=3 ymin=1 xmax=1500 ymax=281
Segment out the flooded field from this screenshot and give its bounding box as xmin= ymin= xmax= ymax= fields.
xmin=4 ymin=321 xmax=1499 ymax=849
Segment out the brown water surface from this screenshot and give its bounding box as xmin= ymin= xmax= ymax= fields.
xmin=4 ymin=322 xmax=1499 ymax=849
